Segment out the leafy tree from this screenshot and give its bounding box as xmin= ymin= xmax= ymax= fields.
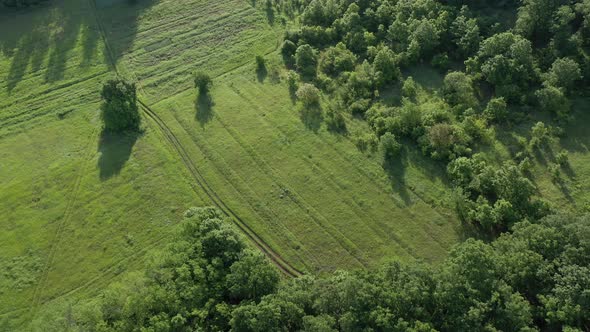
xmin=380 ymin=132 xmax=401 ymax=161
xmin=296 ymin=83 xmax=320 ymax=107
xmin=442 ymin=71 xmax=478 ymax=112
xmin=295 ymin=44 xmax=318 ymax=79
xmin=100 ymin=79 xmax=140 ymax=133
xmin=484 ymin=97 xmax=508 ymax=122
xmin=466 ymin=32 xmax=537 ymax=102
xmin=535 ymin=85 xmax=570 ymax=119
xmin=194 ymin=72 xmax=212 ymax=93
xmin=281 ymin=39 xmax=298 ymax=65
xmin=451 ymin=7 xmax=481 ymax=58
xmin=545 ymin=58 xmax=582 ymax=91
xmin=318 ymin=43 xmax=356 ymax=77
xmin=372 ymin=46 xmax=400 ymax=87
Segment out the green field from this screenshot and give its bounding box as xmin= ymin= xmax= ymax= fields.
xmin=2 ymin=0 xmax=588 ymax=330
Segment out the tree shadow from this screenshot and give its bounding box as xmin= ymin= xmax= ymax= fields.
xmin=1 ymin=0 xmax=155 ymax=93
xmin=97 ymin=130 xmax=141 ymax=180
xmin=299 ymin=105 xmax=323 ymax=132
xmin=195 ymin=92 xmax=214 ymax=126
xmin=382 ymin=150 xmax=411 ymax=205
xmin=256 ymin=63 xmax=267 ymax=83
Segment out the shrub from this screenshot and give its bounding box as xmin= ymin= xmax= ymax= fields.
xmin=194 ymin=72 xmax=212 ymax=93
xmin=295 ymin=44 xmax=318 ymax=79
xmin=286 ymin=70 xmax=298 ymax=92
xmin=401 ymin=77 xmax=418 ymax=101
xmin=296 ymin=83 xmax=320 ymax=107
xmin=484 ymin=97 xmax=508 ymax=122
xmin=380 ymin=132 xmax=401 ymax=161
xmin=556 ymin=150 xmax=569 ymax=166
xmin=100 ymin=79 xmax=140 ymax=133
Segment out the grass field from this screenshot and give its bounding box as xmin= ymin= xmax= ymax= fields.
xmin=4 ymin=0 xmax=587 ymax=330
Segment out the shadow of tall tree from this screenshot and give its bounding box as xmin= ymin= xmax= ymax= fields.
xmin=382 ymin=149 xmax=411 ymax=205
xmin=299 ymin=105 xmax=323 ymax=132
xmin=0 ymin=0 xmax=156 ymax=93
xmin=97 ymin=130 xmax=140 ymax=180
xmin=195 ymin=92 xmax=214 ymax=126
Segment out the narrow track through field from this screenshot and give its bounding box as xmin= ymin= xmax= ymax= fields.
xmin=90 ymin=0 xmax=302 ymax=277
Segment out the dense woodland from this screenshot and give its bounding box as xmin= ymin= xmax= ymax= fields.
xmin=37 ymin=208 xmax=590 ymax=331
xmin=25 ymin=0 xmax=590 ymax=330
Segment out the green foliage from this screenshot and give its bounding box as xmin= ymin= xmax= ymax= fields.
xmin=38 ymin=206 xmax=590 ymax=332
xmin=442 ymin=71 xmax=478 ymax=112
xmin=536 ymin=86 xmax=570 ymax=119
xmin=194 ymin=71 xmax=212 ymax=93
xmin=318 ymin=43 xmax=356 ymax=77
xmin=100 ymin=79 xmax=140 ymax=133
xmin=447 ymin=155 xmax=549 ymax=232
xmin=296 ymin=83 xmax=320 ymax=107
xmin=295 ymin=44 xmax=318 ymax=79
xmin=401 ymin=76 xmax=418 ymax=101
xmin=451 ymin=6 xmax=481 ymax=58
xmin=467 ymin=32 xmax=537 ymax=102
xmin=379 ymin=132 xmax=401 ymax=161
xmin=530 ymin=121 xmax=552 ymax=148
xmin=545 ymin=57 xmax=582 ymax=91
xmin=372 ymin=46 xmax=400 ymax=87
xmin=484 ymin=97 xmax=508 ymax=122
xmin=36 ymin=207 xmax=280 ymax=331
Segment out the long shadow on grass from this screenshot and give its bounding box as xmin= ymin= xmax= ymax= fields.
xmin=382 ymin=150 xmax=412 ymax=206
xmin=97 ymin=130 xmax=141 ymax=180
xmin=195 ymin=92 xmax=214 ymax=126
xmin=1 ymin=0 xmax=155 ymax=93
xmin=256 ymin=64 xmax=268 ymax=83
xmin=299 ymin=105 xmax=323 ymax=132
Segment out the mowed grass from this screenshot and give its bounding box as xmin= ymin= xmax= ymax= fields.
xmin=3 ymin=0 xmax=462 ymax=329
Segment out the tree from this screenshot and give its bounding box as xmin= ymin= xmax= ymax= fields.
xmin=380 ymin=132 xmax=401 ymax=161
xmin=194 ymin=72 xmax=212 ymax=93
xmin=535 ymin=85 xmax=570 ymax=119
xmin=100 ymin=79 xmax=140 ymax=133
xmin=451 ymin=7 xmax=481 ymax=58
xmin=295 ymin=44 xmax=318 ymax=79
xmin=373 ymin=46 xmax=400 ymax=87
xmin=545 ymin=58 xmax=582 ymax=91
xmin=484 ymin=97 xmax=508 ymax=122
xmin=296 ymin=83 xmax=320 ymax=107
xmin=466 ymin=32 xmax=537 ymax=102
xmin=318 ymin=43 xmax=356 ymax=77
xmin=442 ymin=71 xmax=477 ymax=112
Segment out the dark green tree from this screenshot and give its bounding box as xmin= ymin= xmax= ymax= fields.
xmin=100 ymin=79 xmax=140 ymax=133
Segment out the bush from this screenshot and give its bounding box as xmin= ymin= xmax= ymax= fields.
xmin=295 ymin=44 xmax=318 ymax=79
xmin=281 ymin=40 xmax=297 ymax=65
xmin=100 ymin=79 xmax=140 ymax=133
xmin=380 ymin=132 xmax=401 ymax=161
xmin=286 ymin=70 xmax=298 ymax=92
xmin=484 ymin=97 xmax=508 ymax=122
xmin=296 ymin=83 xmax=320 ymax=107
xmin=401 ymin=77 xmax=418 ymax=101
xmin=556 ymin=150 xmax=569 ymax=166
xmin=194 ymin=72 xmax=212 ymax=93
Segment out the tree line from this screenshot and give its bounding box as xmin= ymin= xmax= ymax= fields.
xmin=35 ymin=207 xmax=590 ymax=331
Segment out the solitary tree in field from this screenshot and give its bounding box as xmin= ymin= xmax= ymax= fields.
xmin=100 ymin=79 xmax=140 ymax=132
xmin=194 ymin=72 xmax=212 ymax=94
